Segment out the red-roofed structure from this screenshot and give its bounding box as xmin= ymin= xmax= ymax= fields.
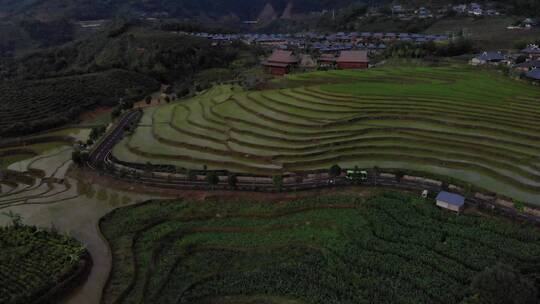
xmin=262 ymin=50 xmax=299 ymax=76
xmin=336 ymin=50 xmax=369 ymax=69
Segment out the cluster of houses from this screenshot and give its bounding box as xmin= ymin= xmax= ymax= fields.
xmin=507 ymin=18 xmax=539 ymax=30
xmin=470 ymin=44 xmax=540 ymax=81
xmin=451 ymin=2 xmax=500 ymax=17
xmin=262 ymin=49 xmax=369 ymax=76
xmin=188 ymin=31 xmax=448 ymax=53
xmin=389 ymin=2 xmax=500 ymax=20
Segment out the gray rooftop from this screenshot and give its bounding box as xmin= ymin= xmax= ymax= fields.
xmin=436 ymin=192 xmax=465 ymax=206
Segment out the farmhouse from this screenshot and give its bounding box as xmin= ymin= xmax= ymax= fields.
xmin=470 ymin=51 xmax=505 ymax=65
xmin=336 ymin=50 xmax=369 ymax=69
xmin=513 ymin=60 xmax=540 ymax=72
xmin=436 ymin=192 xmax=465 ymax=213
xmin=521 ymin=45 xmax=540 ymax=60
xmin=525 ymin=69 xmax=540 ymax=82
xmin=262 ymin=50 xmax=299 ymax=76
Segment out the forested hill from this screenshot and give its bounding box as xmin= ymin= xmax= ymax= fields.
xmin=0 ymin=0 xmax=373 ymax=21
xmin=1 ymin=0 xmax=538 ymax=22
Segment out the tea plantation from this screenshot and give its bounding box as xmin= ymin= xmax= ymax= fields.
xmin=0 ymin=69 xmax=159 ymax=137
xmin=0 ymin=224 xmax=88 ymax=304
xmin=100 ymin=192 xmax=540 ymax=304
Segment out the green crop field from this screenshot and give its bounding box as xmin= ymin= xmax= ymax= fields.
xmin=100 ymin=192 xmax=540 ymax=304
xmin=0 ymin=225 xmax=87 ymax=304
xmin=111 ymin=65 xmax=540 ymax=205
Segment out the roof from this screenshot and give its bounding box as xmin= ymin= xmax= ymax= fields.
xmin=261 ymin=61 xmax=290 ymax=68
xmin=336 ymin=50 xmax=369 ymax=63
xmin=436 ymin=192 xmax=465 ymax=207
xmin=513 ymin=60 xmax=540 ymax=69
xmin=526 ymin=69 xmax=540 ymax=80
xmin=474 ymin=51 xmax=505 ymax=61
xmin=319 ymin=54 xmax=336 ymax=61
xmin=522 ymin=45 xmax=540 ymax=54
xmin=266 ymin=50 xmax=298 ymax=64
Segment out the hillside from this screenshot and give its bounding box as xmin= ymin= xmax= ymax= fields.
xmin=0 ymin=0 xmax=367 ymax=21
xmin=111 ymin=65 xmax=540 ymax=205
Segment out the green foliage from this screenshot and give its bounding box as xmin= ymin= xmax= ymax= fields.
xmin=329 ymin=164 xmax=342 ymax=178
xmin=272 ymin=175 xmax=284 ymax=191
xmin=514 ymin=200 xmax=526 ymax=212
xmin=466 ymin=263 xmax=538 ymax=304
xmin=89 ymin=125 xmax=107 ymax=141
xmin=2 ymin=210 xmax=23 ymax=227
xmin=206 ymin=171 xmax=220 ymax=188
xmin=100 ymin=192 xmax=540 ymax=304
xmin=0 ymin=70 xmax=158 ymax=137
xmin=0 ymin=225 xmax=86 ymax=304
xmin=71 ymin=150 xmax=86 ymax=167
xmin=228 ymin=173 xmax=238 ymax=189
xmin=384 ymin=39 xmax=474 ymax=59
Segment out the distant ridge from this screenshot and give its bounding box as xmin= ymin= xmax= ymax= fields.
xmin=281 ymin=1 xmax=294 ymax=19
xmin=258 ymin=3 xmax=278 ymax=23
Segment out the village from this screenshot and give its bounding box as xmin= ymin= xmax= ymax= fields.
xmin=470 ymin=44 xmax=540 ymax=81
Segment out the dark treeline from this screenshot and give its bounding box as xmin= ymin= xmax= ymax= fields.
xmin=0 ymin=23 xmax=257 ymax=83
xmin=383 ymin=39 xmax=475 ymax=59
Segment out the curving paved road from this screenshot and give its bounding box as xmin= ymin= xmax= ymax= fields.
xmin=90 ymin=111 xmax=139 ymax=167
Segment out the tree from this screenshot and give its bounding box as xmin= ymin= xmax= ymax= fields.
xmin=72 ymin=150 xmax=83 ymax=166
xmin=206 ymin=171 xmax=219 ymax=190
xmin=395 ymin=170 xmax=405 ymax=183
xmin=187 ymin=170 xmax=197 ymax=182
xmin=2 ymin=210 xmax=23 ymax=227
xmin=73 ymin=150 xmax=88 ymax=167
xmin=373 ymin=166 xmax=380 ymax=185
xmin=273 ymin=175 xmax=283 ymax=191
xmin=329 ymin=164 xmax=342 ymax=178
xmin=228 ymin=173 xmax=238 ymax=189
xmin=465 ymin=263 xmax=537 ymax=304
xmin=514 ymin=200 xmax=526 ymax=212
xmin=111 ymin=106 xmax=122 ymax=119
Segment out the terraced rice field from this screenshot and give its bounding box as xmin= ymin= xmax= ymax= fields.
xmin=100 ymin=192 xmax=540 ymax=304
xmin=112 ymin=65 xmax=540 ymax=205
xmin=0 ymin=128 xmax=91 ymax=209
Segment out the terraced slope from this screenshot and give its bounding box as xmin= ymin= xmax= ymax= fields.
xmin=112 ymin=65 xmax=540 ymax=205
xmin=100 ymin=193 xmax=540 ymax=304
xmin=0 ymin=128 xmax=91 ymax=209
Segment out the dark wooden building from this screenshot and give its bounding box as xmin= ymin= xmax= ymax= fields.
xmin=262 ymin=50 xmax=299 ymax=76
xmin=318 ymin=54 xmax=337 ymax=69
xmin=336 ymin=50 xmax=369 ymax=69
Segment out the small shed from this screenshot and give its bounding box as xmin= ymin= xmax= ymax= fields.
xmin=436 ymin=191 xmax=465 ymax=213
xmin=336 ymin=50 xmax=369 ymax=69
